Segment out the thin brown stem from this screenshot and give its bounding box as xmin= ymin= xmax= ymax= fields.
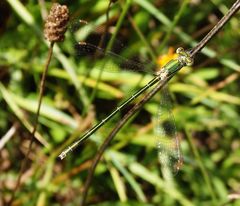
xmin=8 ymin=42 xmax=54 ymax=206
xmin=89 ymin=0 xmax=113 ymax=103
xmin=97 ymin=0 xmax=112 ymax=51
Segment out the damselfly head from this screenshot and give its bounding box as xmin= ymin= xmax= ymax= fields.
xmin=176 ymin=47 xmax=194 ymax=66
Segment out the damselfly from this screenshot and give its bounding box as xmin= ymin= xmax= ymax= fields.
xmin=59 ymin=34 xmax=193 ymax=173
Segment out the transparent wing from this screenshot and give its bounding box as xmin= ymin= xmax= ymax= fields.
xmin=75 ymin=42 xmax=156 ymax=74
xmin=68 ymin=19 xmax=156 ymax=74
xmin=156 ymin=86 xmax=183 ymax=175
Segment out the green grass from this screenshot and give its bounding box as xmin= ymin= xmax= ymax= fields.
xmin=0 ymin=0 xmax=240 ymax=205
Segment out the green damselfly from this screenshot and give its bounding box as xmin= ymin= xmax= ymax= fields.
xmin=59 ymin=43 xmax=193 ymax=172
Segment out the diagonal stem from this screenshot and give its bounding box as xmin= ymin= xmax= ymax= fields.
xmin=189 ymin=0 xmax=240 ymax=58
xmin=80 ymin=1 xmax=240 ymax=204
xmin=80 ymin=74 xmax=171 ymax=206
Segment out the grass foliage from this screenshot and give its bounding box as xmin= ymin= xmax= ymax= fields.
xmin=0 ymin=0 xmax=240 ymax=205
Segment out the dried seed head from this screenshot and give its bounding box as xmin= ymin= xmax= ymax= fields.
xmin=44 ymin=3 xmax=69 ymax=42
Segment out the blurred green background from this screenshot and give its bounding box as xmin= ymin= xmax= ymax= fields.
xmin=0 ymin=0 xmax=240 ymax=205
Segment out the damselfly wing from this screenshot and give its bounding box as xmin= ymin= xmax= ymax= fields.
xmin=64 ymin=19 xmax=183 ymax=173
